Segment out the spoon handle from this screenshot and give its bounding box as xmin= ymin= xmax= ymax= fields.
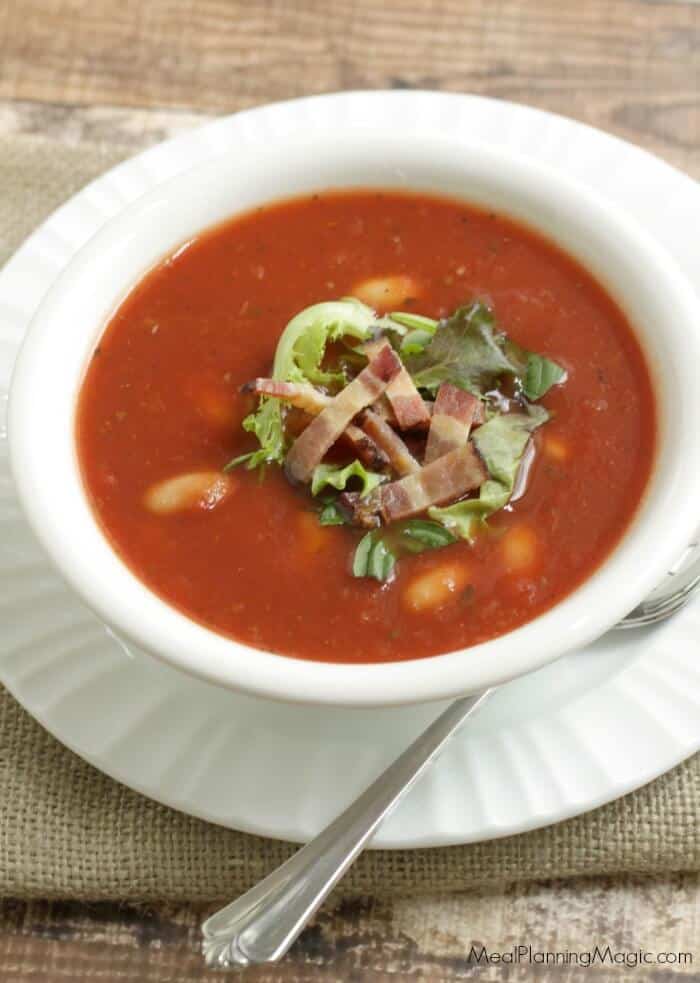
xmin=616 ymin=542 xmax=700 ymax=629
xmin=202 ymin=688 xmax=491 ymax=968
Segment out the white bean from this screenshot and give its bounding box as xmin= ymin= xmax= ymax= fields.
xmin=542 ymin=434 xmax=570 ymax=463
xmin=144 ymin=471 xmax=232 ymax=515
xmin=501 ymin=525 xmax=539 ymax=573
xmin=403 ymin=562 xmax=469 ymax=613
xmin=352 ymin=275 xmax=420 ymax=310
xmin=297 ymin=512 xmax=332 ymax=554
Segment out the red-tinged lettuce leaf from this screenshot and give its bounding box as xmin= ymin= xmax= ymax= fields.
xmin=406 ymin=300 xmax=565 ymax=400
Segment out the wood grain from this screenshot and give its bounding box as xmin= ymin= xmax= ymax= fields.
xmin=1 ymin=875 xmax=698 ymax=982
xmin=0 ymin=0 xmax=699 ymax=174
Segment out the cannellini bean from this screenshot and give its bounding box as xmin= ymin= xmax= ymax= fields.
xmin=501 ymin=525 xmax=539 ymax=574
xmin=185 ymin=371 xmax=241 ymax=427
xmin=542 ymin=434 xmax=570 ymax=463
xmin=144 ymin=471 xmax=233 ymax=515
xmin=352 ymin=275 xmax=420 ymax=310
xmin=197 ymin=390 xmax=237 ymax=427
xmin=403 ymin=562 xmax=470 ymax=613
xmin=298 ymin=511 xmax=332 ymax=555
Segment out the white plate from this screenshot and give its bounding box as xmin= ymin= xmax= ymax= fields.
xmin=1 ymin=91 xmax=699 ymax=848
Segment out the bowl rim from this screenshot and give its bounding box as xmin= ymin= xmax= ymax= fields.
xmin=8 ymin=122 xmax=700 ymax=707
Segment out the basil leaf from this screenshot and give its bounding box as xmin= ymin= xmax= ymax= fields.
xmin=318 ymin=501 xmax=347 ymax=526
xmin=352 ymin=520 xmax=455 ymax=582
xmin=398 ymin=519 xmax=457 ymax=553
xmin=311 ymin=460 xmax=385 ymax=498
xmin=352 ymin=532 xmax=396 ymax=582
xmin=429 ymin=407 xmax=548 ymax=540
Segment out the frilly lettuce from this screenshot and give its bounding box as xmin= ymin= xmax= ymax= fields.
xmin=311 ymin=459 xmax=385 ymax=498
xmin=229 ymin=299 xmax=380 ymax=470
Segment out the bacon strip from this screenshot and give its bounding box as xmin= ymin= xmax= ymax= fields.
xmin=337 ymin=491 xmax=382 ymax=529
xmin=363 ymin=342 xmax=431 ymax=430
xmin=379 ymin=443 xmax=487 ymax=523
xmin=245 ymin=379 xmax=389 ymax=469
xmin=360 ymin=409 xmax=420 ymax=476
xmin=243 ymin=379 xmax=331 ymax=415
xmin=424 ymin=384 xmax=481 ymax=464
xmin=285 ymin=343 xmax=402 ymax=483
xmin=373 ymin=395 xmax=434 ymax=432
xmin=342 ymin=423 xmax=390 ymax=471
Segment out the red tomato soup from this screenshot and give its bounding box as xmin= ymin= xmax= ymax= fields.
xmin=76 ymin=191 xmax=655 ymax=663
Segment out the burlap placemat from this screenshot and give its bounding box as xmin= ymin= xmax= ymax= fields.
xmin=0 ymin=133 xmax=698 ymax=902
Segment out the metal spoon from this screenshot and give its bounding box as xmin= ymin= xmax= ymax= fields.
xmin=202 ymin=546 xmax=700 ymax=969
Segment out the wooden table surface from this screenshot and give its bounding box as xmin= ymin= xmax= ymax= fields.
xmin=1 ymin=1 xmax=699 ymax=979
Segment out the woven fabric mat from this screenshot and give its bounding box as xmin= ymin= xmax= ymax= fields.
xmin=0 ymin=133 xmax=698 ymax=902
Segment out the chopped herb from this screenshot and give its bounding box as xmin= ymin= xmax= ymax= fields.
xmin=318 ymin=500 xmax=347 ymax=526
xmin=352 ymin=532 xmax=396 ymax=582
xmin=352 ymin=519 xmax=456 ymax=581
xmin=397 ymin=519 xmax=457 ymax=553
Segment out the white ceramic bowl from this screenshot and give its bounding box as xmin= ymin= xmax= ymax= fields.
xmin=8 ymin=128 xmax=700 ymax=707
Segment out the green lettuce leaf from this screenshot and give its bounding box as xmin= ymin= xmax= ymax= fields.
xmin=273 ymin=298 xmax=379 ymax=386
xmin=406 ymin=300 xmax=565 ymax=400
xmin=389 ymin=311 xmax=438 ymax=333
xmin=522 ymin=353 xmax=567 ymax=401
xmin=225 ymin=398 xmax=285 ymax=471
xmin=502 ymin=338 xmax=567 ymax=401
xmin=400 ymin=328 xmax=435 ymax=357
xmin=228 ymin=299 xmax=379 ymax=470
xmin=429 ymin=406 xmax=548 ymax=540
xmin=311 ymin=460 xmax=385 ymax=498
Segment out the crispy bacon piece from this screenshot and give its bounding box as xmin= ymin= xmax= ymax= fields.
xmin=379 ymin=443 xmax=487 ymax=523
xmin=342 ymin=423 xmax=390 ymax=471
xmin=337 ymin=491 xmax=382 ymax=529
xmin=364 ymin=342 xmax=431 ymax=430
xmin=424 ymin=384 xmax=481 ymax=464
xmin=244 ymin=379 xmax=389 ymax=469
xmin=242 ymin=379 xmax=331 ymax=415
xmin=374 ymin=395 xmax=434 ymax=431
xmin=360 ymin=409 xmax=420 ymax=476
xmin=285 ymin=342 xmax=402 ymax=483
